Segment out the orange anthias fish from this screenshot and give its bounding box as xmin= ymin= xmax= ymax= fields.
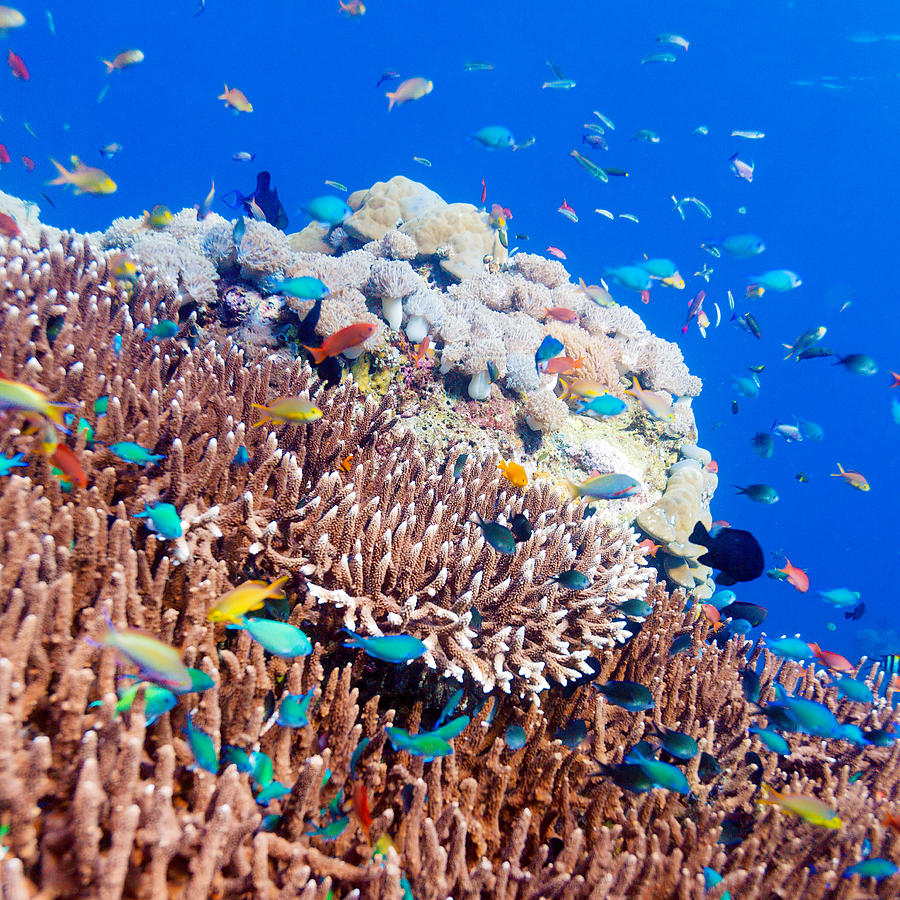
xmin=635 ymin=538 xmax=661 ymax=557
xmin=882 ymin=810 xmax=900 ymax=835
xmin=497 ymin=459 xmax=527 ymax=488
xmin=807 ymin=642 xmax=855 ymax=674
xmin=49 ymin=444 xmax=87 ymax=489
xmin=338 ymin=454 xmax=354 ymax=472
xmin=412 ymin=335 xmax=432 ymax=370
xmin=539 ymin=356 xmax=584 ymax=376
xmin=218 ymin=84 xmax=253 ymax=113
xmin=890 ymin=371 xmax=900 ymax=389
xmin=7 ymin=49 xmax=28 ymax=80
xmin=830 ymin=462 xmax=869 ymax=492
xmin=0 ymin=211 xmax=20 ymax=238
xmin=303 ymin=322 xmax=377 ymax=364
xmin=546 ymin=246 xmax=566 ymax=259
xmin=775 ymin=558 xmax=809 ymax=593
xmin=701 ymin=604 xmax=723 ymax=632
xmin=352 ymin=782 xmax=372 ymax=837
xmin=339 ymin=0 xmax=365 ymax=14
xmin=544 ymin=307 xmax=579 ymax=323
xmin=49 ymin=157 xmax=117 ymax=195
xmin=102 ymin=49 xmax=144 ymax=73
xmin=385 ymin=77 xmax=433 ymax=111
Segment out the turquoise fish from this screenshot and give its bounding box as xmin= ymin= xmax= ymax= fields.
xmin=277 ymin=689 xmax=315 ymax=727
xmin=184 ymin=711 xmax=218 ymax=773
xmin=109 ymin=441 xmax=165 ymax=464
xmin=134 ymin=501 xmax=183 ymax=539
xmin=231 ymin=617 xmax=313 ymax=657
xmin=342 ymin=628 xmax=426 ymax=663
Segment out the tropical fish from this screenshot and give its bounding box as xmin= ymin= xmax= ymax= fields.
xmin=702 ymin=234 xmax=765 ymax=258
xmin=539 ymin=356 xmax=583 ymax=375
xmin=557 ymin=199 xmax=578 ymax=223
xmin=833 ymin=676 xmax=872 ymax=703
xmin=835 ymin=353 xmax=878 ymax=375
xmin=550 ymin=569 xmax=591 ymax=590
xmin=624 ymin=745 xmax=690 ymax=793
xmin=758 ymin=784 xmax=841 ymax=829
xmin=649 ymin=727 xmax=698 ymax=760
xmin=732 ymin=130 xmax=765 ymax=139
xmin=471 ymin=513 xmax=516 ymax=554
xmin=567 ymin=472 xmax=640 ymax=500
xmin=49 ymin=156 xmax=116 ymax=194
xmin=830 ymin=463 xmax=869 ymax=491
xmin=682 ymin=290 xmax=706 ymax=334
xmin=747 ymin=269 xmax=802 ymax=293
xmin=277 ymin=689 xmax=314 ymax=727
xmin=656 ymin=33 xmax=689 ymax=50
xmin=342 ymin=628 xmax=426 ymax=663
xmin=582 ymin=133 xmax=608 ymax=150
xmin=472 ymin=125 xmax=517 ymax=149
xmin=605 ymin=266 xmax=652 ymax=293
xmin=94 ymin=681 xmax=177 ymax=725
xmin=817 ymin=588 xmax=861 ymax=608
xmin=183 ymin=711 xmax=218 ymax=773
xmin=636 ymin=538 xmax=661 ymax=557
xmin=843 ymin=858 xmax=898 ymax=881
xmin=689 ymin=521 xmax=764 ymax=584
xmin=50 ymin=444 xmax=87 ymax=489
xmin=733 ymin=313 xmax=761 ymax=340
xmin=771 ymin=421 xmax=801 ymax=442
xmin=95 ymin=618 xmax=192 ymax=691
xmin=593 ymin=680 xmax=654 ymax=711
xmin=194 ymin=180 xmax=215 ymax=221
xmin=578 ymin=277 xmax=615 ymax=307
xmin=142 ymin=205 xmax=173 ymax=229
xmin=232 ymin=151 xmax=255 ymax=162
xmin=267 ymin=275 xmax=330 ymax=299
xmin=767 ymin=636 xmax=815 ymax=661
xmin=546 ymin=246 xmax=566 ymax=259
xmin=208 ymin=575 xmax=290 ymax=624
xmin=497 ymin=459 xmax=527 ymax=488
xmin=534 ymin=334 xmax=564 ymax=370
xmin=797 ymin=419 xmax=823 ymax=441
xmin=251 ymin=396 xmax=323 ymax=426
xmin=144 ymin=320 xmax=179 ymax=340
xmin=385 ymin=726 xmax=453 ymax=760
xmin=339 ymin=0 xmax=365 ymax=14
xmin=305 ymin=195 xmax=351 ymax=225
xmin=134 ymin=501 xmax=183 ymax=539
xmin=749 ymin=725 xmax=790 ymax=755
xmin=386 ymin=77 xmax=433 ymax=110
xmin=108 ymin=442 xmax=165 ymax=464
xmin=0 ymin=6 xmax=25 ymax=30
xmin=255 ymin=781 xmax=290 ymax=805
xmin=0 ymin=452 xmax=27 ymax=476
xmin=219 ymin=85 xmax=253 ymax=112
xmin=734 ymin=483 xmax=778 ymax=504
xmin=641 ymin=52 xmax=677 ymax=64
xmin=231 ymin=617 xmax=312 ymax=657
xmin=625 ymin=378 xmax=673 ymax=421
xmin=102 ymin=49 xmax=144 ymax=73
xmin=808 ymin=643 xmax=855 ymax=674
xmin=7 ymin=49 xmax=28 ymax=79
xmin=569 ymin=148 xmax=608 ymax=182
xmin=751 ymin=432 xmax=774 ymax=458
xmin=632 ymin=129 xmax=661 ymax=143
xmin=509 ymin=513 xmax=532 ymax=543
xmin=463 ymin=60 xmax=494 ymax=71
xmin=0 ymin=211 xmax=19 ymax=238
xmin=773 ymin=558 xmax=809 ymax=591
xmin=730 ymin=152 xmax=754 ymax=181
xmin=504 ymin=724 xmax=527 ymax=749
xmin=574 ymin=394 xmax=626 ymax=418
xmin=303 ymin=322 xmax=376 ymax=363
xmin=702 ymin=869 xmax=733 ymax=900
xmin=308 ymin=817 xmax=349 ymax=838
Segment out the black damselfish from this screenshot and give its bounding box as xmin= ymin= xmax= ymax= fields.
xmin=690 ymin=521 xmax=763 ymax=584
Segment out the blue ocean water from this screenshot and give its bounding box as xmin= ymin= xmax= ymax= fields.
xmin=2 ymin=0 xmax=897 ymax=662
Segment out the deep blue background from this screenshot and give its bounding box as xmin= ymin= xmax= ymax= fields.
xmin=2 ymin=0 xmax=898 ymax=661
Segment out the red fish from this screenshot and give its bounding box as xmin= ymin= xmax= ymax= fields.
xmin=544 ymin=307 xmax=579 ymax=323
xmin=50 ymin=444 xmax=87 ymax=489
xmin=7 ymin=50 xmax=29 ymax=80
xmin=480 ymin=178 xmax=486 ymax=206
xmin=0 ymin=144 xmax=10 ymax=164
xmin=890 ymin=371 xmax=900 ymax=389
xmin=546 ymin=246 xmax=566 ymax=259
xmin=640 ymin=289 xmax=650 ymax=304
xmin=701 ymin=604 xmax=723 ymax=632
xmin=21 ymin=155 xmax=34 ymax=171
xmin=412 ymin=335 xmax=431 ymax=370
xmin=539 ymin=356 xmax=583 ymax=375
xmin=0 ymin=212 xmax=20 ymax=238
xmin=776 ymin=558 xmax=809 ymax=593
xmin=635 ymin=538 xmax=661 ymax=557
xmin=807 ymin=642 xmax=855 ymax=674
xmin=705 ymin=460 xmax=719 ymax=474
xmin=303 ymin=321 xmax=377 ymax=364
xmin=352 ymin=782 xmax=372 ymax=836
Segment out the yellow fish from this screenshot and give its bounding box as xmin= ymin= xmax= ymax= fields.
xmin=251 ymin=396 xmax=323 ymax=426
xmin=143 ymin=205 xmax=173 ymax=230
xmin=758 ymin=784 xmax=842 ymax=829
xmin=558 ymin=378 xmax=608 ymax=400
xmin=48 ymin=156 xmax=116 ymax=195
xmin=0 ymin=376 xmax=70 ymax=426
xmin=218 ymin=84 xmax=253 ymax=113
xmin=497 ymin=459 xmax=527 ymax=488
xmin=207 ymin=575 xmax=290 ymax=624
xmin=625 ymin=377 xmax=674 ymax=422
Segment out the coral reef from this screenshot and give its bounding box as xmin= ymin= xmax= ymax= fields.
xmin=0 ymin=228 xmax=899 ymax=900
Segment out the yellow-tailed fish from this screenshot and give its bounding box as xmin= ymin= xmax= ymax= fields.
xmin=208 ymin=575 xmax=290 ymax=623
xmin=251 ymin=396 xmax=323 ymax=426
xmin=48 ymin=156 xmax=116 ymax=195
xmin=625 ymin=377 xmax=674 ymax=421
xmin=95 ymin=618 xmax=192 ymax=691
xmin=0 ymin=376 xmax=70 ymax=425
xmin=758 ymin=784 xmax=842 ymax=829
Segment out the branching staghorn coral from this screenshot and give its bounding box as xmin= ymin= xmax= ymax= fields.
xmin=2 ymin=224 xmax=897 ymax=900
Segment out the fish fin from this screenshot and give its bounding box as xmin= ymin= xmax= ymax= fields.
xmin=302 ymin=344 xmax=328 ymax=365
xmin=385 ymin=91 xmax=396 ymax=111
xmin=48 ymin=158 xmax=69 ymax=185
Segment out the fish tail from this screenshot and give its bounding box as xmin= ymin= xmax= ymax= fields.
xmin=102 ymin=59 xmax=115 ymax=74
xmin=564 ymin=478 xmax=579 ymax=500
xmin=267 ymin=575 xmax=290 ymax=598
xmin=385 ymin=91 xmax=396 ymax=111
xmin=48 ymin=158 xmax=69 ymax=185
xmin=302 ymin=344 xmax=328 ymax=364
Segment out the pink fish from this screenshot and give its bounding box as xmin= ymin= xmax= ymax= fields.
xmin=730 ymin=152 xmax=754 ymax=182
xmin=386 ymin=76 xmax=433 ymax=110
xmin=681 ymin=289 xmax=705 ymax=334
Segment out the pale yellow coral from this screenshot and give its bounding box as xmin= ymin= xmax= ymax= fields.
xmin=237 ymin=220 xmax=292 ymax=282
xmin=344 ymin=175 xmax=445 ymax=241
xmin=523 ymin=389 xmax=570 ymax=432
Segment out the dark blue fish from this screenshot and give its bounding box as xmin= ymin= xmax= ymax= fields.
xmin=222 ymin=171 xmax=288 ymax=230
xmin=510 ymin=512 xmax=532 ymax=542
xmin=232 ymin=445 xmax=249 ymax=466
xmin=593 ymin=680 xmax=654 ymax=711
xmin=553 ymin=719 xmax=587 ymax=748
xmin=669 ymin=633 xmax=692 ymax=655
